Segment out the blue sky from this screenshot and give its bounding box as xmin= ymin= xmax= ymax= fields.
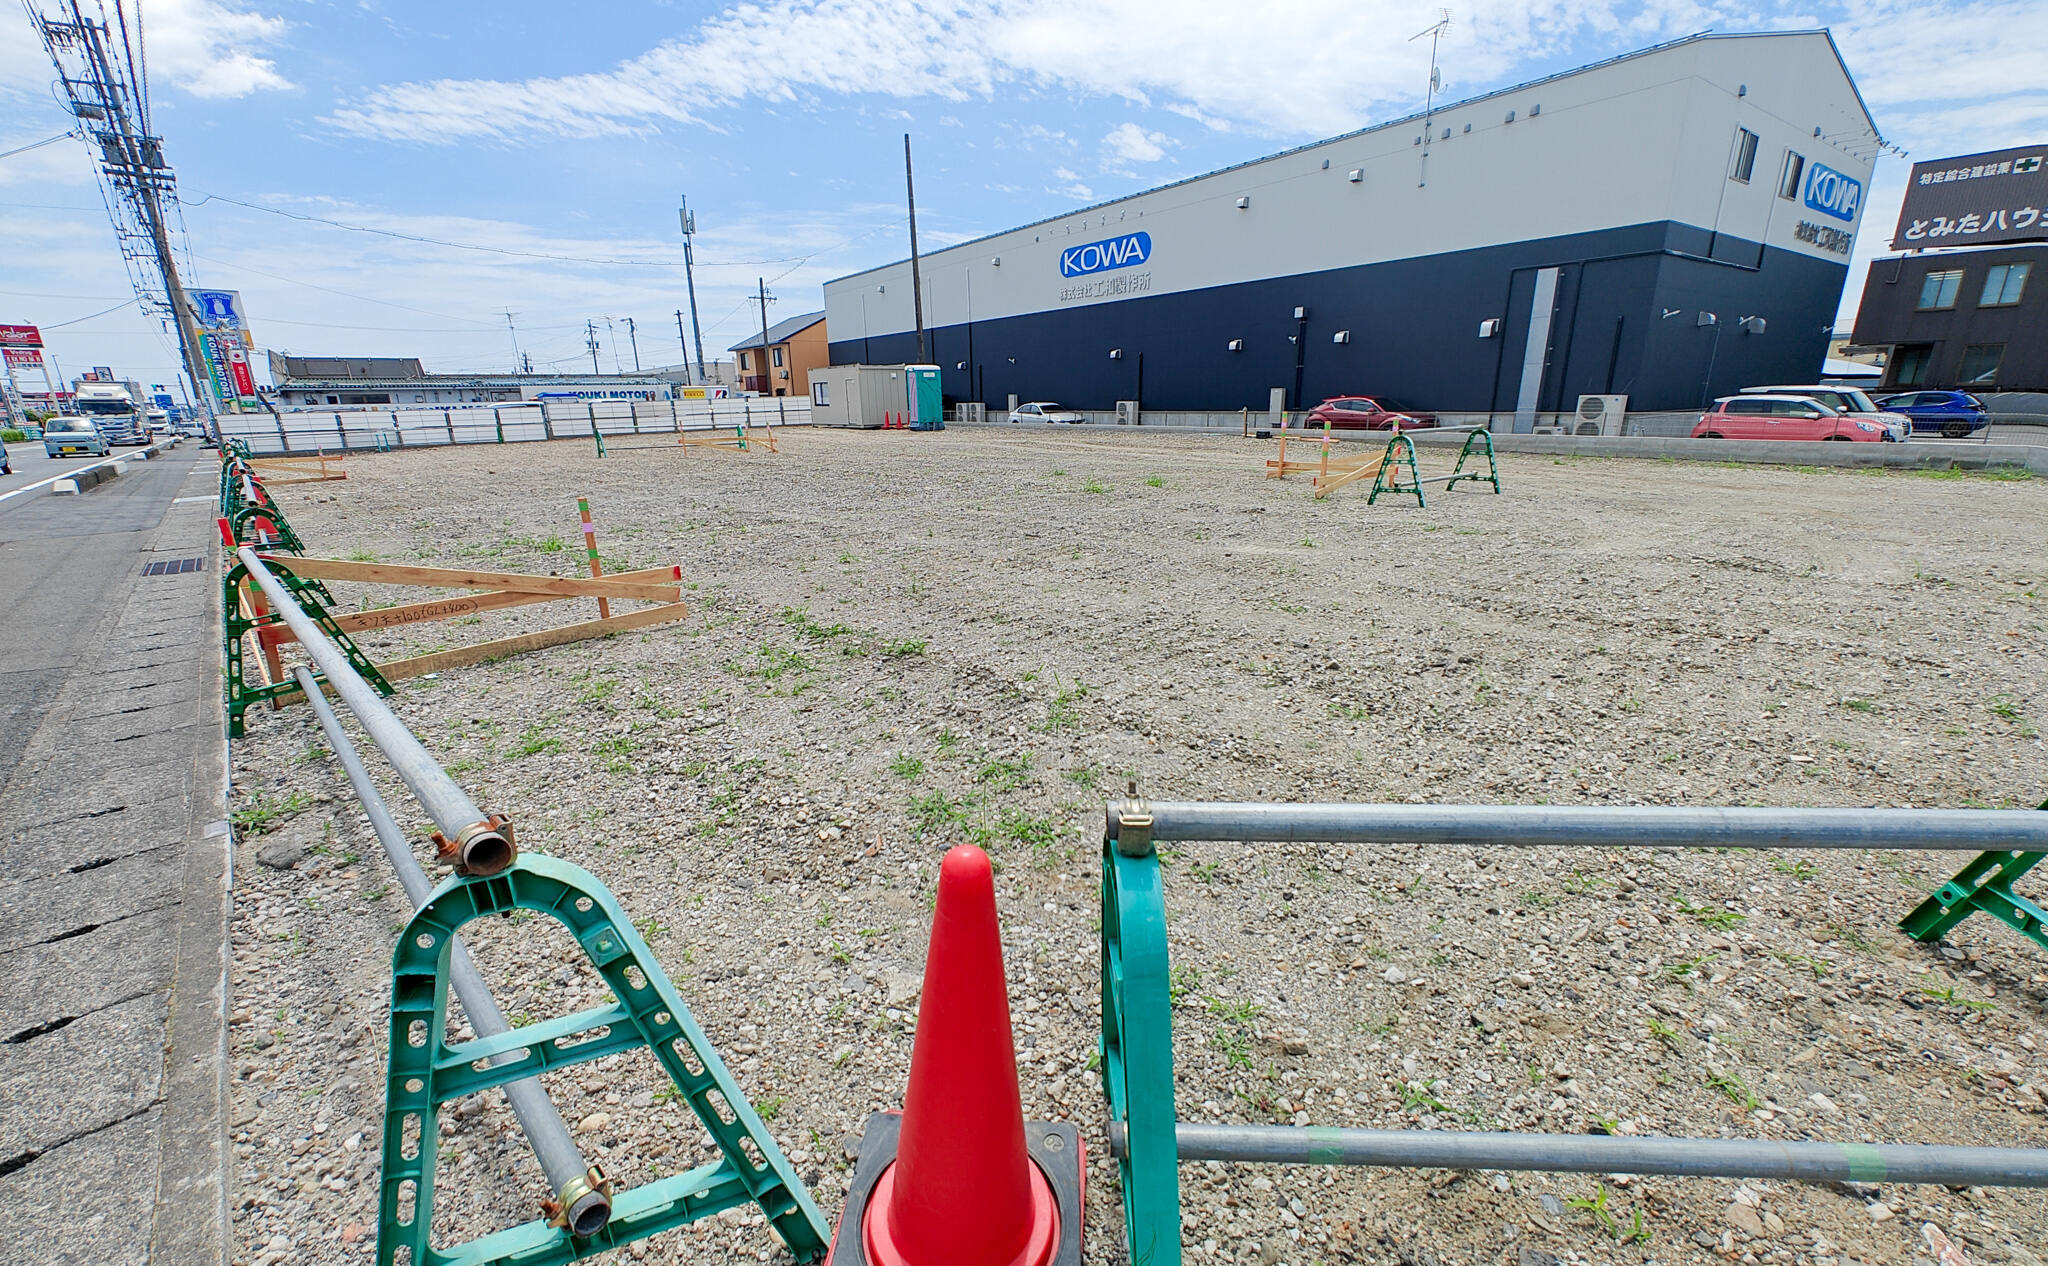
xmin=2 ymin=0 xmax=2044 ymax=394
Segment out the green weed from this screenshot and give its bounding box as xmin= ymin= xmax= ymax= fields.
xmin=232 ymin=791 xmax=310 ymax=832
xmin=889 ymin=752 xmax=925 ymax=779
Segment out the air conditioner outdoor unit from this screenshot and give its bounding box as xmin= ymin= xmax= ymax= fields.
xmin=957 ymin=402 xmax=986 ymax=424
xmin=1114 ymin=400 xmax=1140 ymax=426
xmin=1574 ymin=394 xmax=1628 ymax=437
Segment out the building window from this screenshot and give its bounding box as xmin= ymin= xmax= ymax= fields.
xmin=1777 ymin=151 xmax=1804 ymax=199
xmin=1980 ymin=262 xmax=2031 ymax=307
xmin=1890 ymin=344 xmax=1933 ymax=388
xmin=811 ymin=380 xmax=829 ymax=406
xmin=772 ymin=347 xmax=784 ymax=368
xmin=1917 ymin=270 xmax=1964 ymax=310
xmin=1730 ymin=128 xmax=1759 ymax=183
xmin=1958 ymin=343 xmax=2004 ymax=385
xmin=739 ymin=351 xmax=751 ymax=370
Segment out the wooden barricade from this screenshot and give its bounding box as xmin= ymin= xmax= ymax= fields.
xmin=248 ymin=452 xmax=347 ymax=486
xmin=1263 ymin=428 xmax=1389 ymax=499
xmin=253 ymin=557 xmax=689 ymax=685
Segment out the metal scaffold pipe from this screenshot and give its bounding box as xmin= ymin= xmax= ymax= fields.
xmin=1107 ymin=1122 xmax=2048 ymax=1188
xmin=293 ymin=668 xmax=611 ymax=1236
xmin=1107 ymin=801 xmax=2048 ymax=854
xmin=237 ymin=546 xmax=513 ymax=875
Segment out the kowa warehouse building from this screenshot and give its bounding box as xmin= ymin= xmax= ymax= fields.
xmin=823 ymin=31 xmax=1882 ymax=421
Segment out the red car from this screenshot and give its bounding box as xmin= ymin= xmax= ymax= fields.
xmin=1692 ymin=394 xmax=1890 ymax=442
xmin=1304 ymin=396 xmax=1438 ymax=429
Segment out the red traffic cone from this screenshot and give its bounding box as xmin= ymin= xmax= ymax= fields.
xmin=830 ymin=845 xmax=1081 ymax=1266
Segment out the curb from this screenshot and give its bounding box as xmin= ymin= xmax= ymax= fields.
xmin=52 ymin=438 xmax=180 ymax=495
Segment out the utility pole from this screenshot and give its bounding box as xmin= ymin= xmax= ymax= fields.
xmin=675 ymin=309 xmax=690 ymax=380
xmin=755 ymin=277 xmax=775 ymax=395
xmin=904 ymin=133 xmax=928 ymax=364
xmin=503 ymin=310 xmax=523 ymax=374
xmin=678 ymin=196 xmax=708 ymax=385
xmin=604 ymin=317 xmax=621 ymax=373
xmin=30 ymin=5 xmax=218 ymax=434
xmin=585 ymin=320 xmax=601 ymax=374
xmin=625 ymin=317 xmax=641 ymax=372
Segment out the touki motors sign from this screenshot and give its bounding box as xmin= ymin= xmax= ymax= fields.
xmin=1059 ymin=231 xmax=1151 ymax=278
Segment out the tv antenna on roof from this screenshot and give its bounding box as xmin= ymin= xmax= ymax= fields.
xmin=1411 ymin=9 xmax=1452 ymax=187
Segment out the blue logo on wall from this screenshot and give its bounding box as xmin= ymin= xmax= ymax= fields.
xmin=1059 ymin=232 xmax=1152 ymax=278
xmin=1804 ymin=164 xmax=1862 ymax=222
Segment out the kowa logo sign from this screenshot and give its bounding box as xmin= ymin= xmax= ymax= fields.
xmin=1059 ymin=231 xmax=1152 ymax=278
xmin=1804 ymin=163 xmax=1862 ymax=223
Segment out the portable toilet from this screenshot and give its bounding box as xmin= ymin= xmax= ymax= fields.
xmin=903 ymin=364 xmax=944 ymax=431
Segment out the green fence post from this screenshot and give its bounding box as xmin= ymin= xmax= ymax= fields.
xmin=377 ymin=856 xmax=830 ymax=1266
xmin=1368 ymin=433 xmax=1426 ymax=508
xmin=1901 ymin=802 xmax=2048 ymax=949
xmin=1102 ymin=804 xmax=1183 ymax=1266
xmin=1443 ymin=428 xmax=1501 ymax=495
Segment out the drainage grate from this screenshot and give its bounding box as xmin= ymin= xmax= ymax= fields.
xmin=141 ymin=557 xmax=207 ymax=577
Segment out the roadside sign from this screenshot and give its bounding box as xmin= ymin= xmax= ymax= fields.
xmin=0 ymin=324 xmax=43 ymax=348
xmin=1892 ymin=143 xmax=2048 ymax=249
xmin=2 ymin=347 xmax=44 ymax=369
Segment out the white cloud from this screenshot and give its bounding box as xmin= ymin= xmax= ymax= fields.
xmin=324 ymin=0 xmax=1681 ymax=144
xmin=0 ymin=0 xmax=290 ymax=101
xmin=146 ymin=0 xmax=293 ymax=98
xmin=1102 ymin=121 xmax=1169 ymax=165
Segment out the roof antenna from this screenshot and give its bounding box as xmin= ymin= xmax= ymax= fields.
xmin=1411 ymin=10 xmax=1452 ymax=187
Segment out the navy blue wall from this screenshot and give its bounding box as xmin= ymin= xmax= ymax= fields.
xmin=829 ymin=221 xmax=1846 ymax=415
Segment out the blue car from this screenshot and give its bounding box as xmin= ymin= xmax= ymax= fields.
xmin=1874 ymin=390 xmax=1991 ymax=439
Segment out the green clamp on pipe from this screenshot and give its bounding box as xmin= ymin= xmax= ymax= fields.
xmin=1100 ymin=801 xmax=1182 ymax=1266
xmin=378 ymin=855 xmax=830 ymax=1266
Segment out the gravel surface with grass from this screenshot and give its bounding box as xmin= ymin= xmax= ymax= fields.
xmin=225 ymin=429 xmax=2048 ymax=1266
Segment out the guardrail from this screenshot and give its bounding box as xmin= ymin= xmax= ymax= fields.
xmin=217 ymin=397 xmax=812 ymax=456
xmin=1098 ymin=799 xmax=2048 ymax=1266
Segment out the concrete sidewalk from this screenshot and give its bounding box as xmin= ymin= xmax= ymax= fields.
xmin=0 ymin=450 xmax=229 ymax=1266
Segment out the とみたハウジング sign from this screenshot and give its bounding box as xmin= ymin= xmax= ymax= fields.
xmin=1891 ymin=144 xmax=2048 ymax=249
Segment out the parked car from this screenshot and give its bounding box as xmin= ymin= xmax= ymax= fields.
xmin=1009 ymin=401 xmax=1085 ymax=424
xmin=1693 ymin=395 xmax=1890 ymax=442
xmin=1873 ymin=390 xmax=1992 ymax=439
xmin=1740 ymin=384 xmax=1909 ymax=441
xmin=42 ymin=418 xmax=111 ymax=457
xmin=1303 ymin=396 xmax=1438 ymax=429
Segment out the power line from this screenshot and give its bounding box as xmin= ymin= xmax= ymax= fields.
xmin=42 ymin=296 xmax=137 ymax=328
xmin=180 ymin=191 xmax=812 ymax=268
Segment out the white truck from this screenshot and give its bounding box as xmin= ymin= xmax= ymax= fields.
xmin=73 ymin=380 xmax=150 ymax=447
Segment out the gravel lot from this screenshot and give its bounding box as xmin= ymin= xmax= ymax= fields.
xmin=226 ymin=428 xmax=2048 ymax=1266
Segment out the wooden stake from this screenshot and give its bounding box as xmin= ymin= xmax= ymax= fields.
xmin=578 ymin=497 xmax=610 ymax=619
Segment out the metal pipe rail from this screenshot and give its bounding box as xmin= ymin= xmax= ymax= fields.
xmin=1097 ymin=796 xmax=2048 ymax=1266
xmin=1107 ymin=1122 xmax=2048 ymax=1188
xmin=293 ymin=668 xmax=611 ymax=1236
xmin=1105 ymin=800 xmax=2048 ymax=855
xmin=237 ymin=546 xmax=513 ymax=875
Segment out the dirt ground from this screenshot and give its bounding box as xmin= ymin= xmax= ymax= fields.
xmin=225 ymin=427 xmax=2048 ymax=1266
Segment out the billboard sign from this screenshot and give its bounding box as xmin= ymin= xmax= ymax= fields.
xmin=1059 ymin=231 xmax=1152 ymax=278
xmin=0 ymin=324 xmax=43 ymax=348
xmin=3 ymin=346 xmax=44 ymax=369
xmin=225 ymin=344 xmax=257 ymax=399
xmin=1891 ymin=144 xmax=2048 ymax=249
xmin=1802 ymin=163 xmax=1862 ymax=222
xmin=189 ymin=289 xmax=247 ymax=330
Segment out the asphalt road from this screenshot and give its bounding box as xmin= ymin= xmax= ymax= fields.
xmin=0 ymin=445 xmax=204 ymax=787
xmin=0 ymin=442 xmax=230 ymax=1266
